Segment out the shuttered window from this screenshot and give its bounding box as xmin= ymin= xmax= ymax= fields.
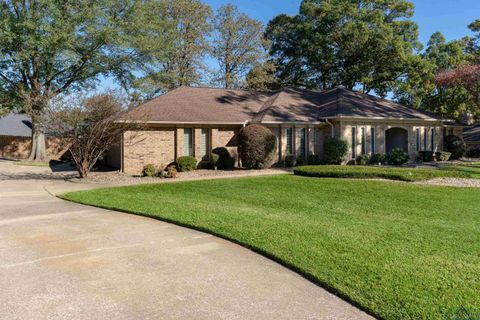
xmin=370 ymin=127 xmax=375 ymax=153
xmin=424 ymin=128 xmax=428 ymax=151
xmin=286 ymin=128 xmax=293 ymax=155
xmin=416 ymin=128 xmax=420 ymax=152
xmin=299 ymin=128 xmax=306 ymax=157
xmin=431 ymin=128 xmax=435 ymax=152
xmin=200 ymin=128 xmax=210 ymax=160
xmin=184 ymin=128 xmax=193 ymax=156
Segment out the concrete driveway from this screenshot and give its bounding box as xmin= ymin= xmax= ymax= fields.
xmin=0 ymin=160 xmax=373 ymax=319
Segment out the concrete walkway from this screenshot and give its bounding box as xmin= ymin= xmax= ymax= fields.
xmin=0 ymin=160 xmax=373 ymax=320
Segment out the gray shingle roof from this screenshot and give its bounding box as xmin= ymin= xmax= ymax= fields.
xmin=464 ymin=122 xmax=480 ymax=143
xmin=0 ymin=113 xmax=32 ymax=137
xmin=126 ymin=86 xmax=443 ymax=124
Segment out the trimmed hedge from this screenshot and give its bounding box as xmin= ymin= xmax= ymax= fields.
xmin=238 ymin=124 xmax=276 ymax=169
xmin=324 ymin=137 xmax=349 ymax=164
xmin=293 ymin=165 xmax=470 ymax=182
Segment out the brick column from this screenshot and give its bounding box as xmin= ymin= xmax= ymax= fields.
xmin=307 ymin=126 xmax=315 ymax=155
xmin=211 ymin=128 xmax=219 ymax=149
xmin=280 ymin=126 xmax=287 ymax=162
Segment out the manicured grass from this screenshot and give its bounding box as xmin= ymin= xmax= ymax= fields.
xmin=439 ymin=162 xmax=480 ymax=179
xmin=294 ymin=165 xmax=472 ymax=181
xmin=62 ymin=176 xmax=480 ymax=320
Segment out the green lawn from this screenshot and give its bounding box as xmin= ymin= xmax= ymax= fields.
xmin=62 ymin=175 xmax=480 ymax=320
xmin=439 ymin=162 xmax=480 ymax=179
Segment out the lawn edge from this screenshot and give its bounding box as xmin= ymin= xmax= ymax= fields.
xmin=58 ymin=192 xmax=381 ymax=320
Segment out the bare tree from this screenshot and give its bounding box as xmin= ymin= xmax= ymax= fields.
xmin=48 ymin=92 xmax=145 ymax=178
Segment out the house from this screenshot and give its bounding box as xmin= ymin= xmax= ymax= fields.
xmin=110 ymin=86 xmax=464 ymax=173
xmin=0 ymin=113 xmax=66 ymax=159
xmin=463 ymin=121 xmax=480 ymax=152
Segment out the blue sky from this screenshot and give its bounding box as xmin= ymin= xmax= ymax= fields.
xmin=101 ymin=0 xmax=479 ymax=90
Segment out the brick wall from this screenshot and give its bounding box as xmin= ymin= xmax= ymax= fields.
xmin=123 ymin=128 xmax=175 ymax=174
xmin=0 ymin=135 xmax=67 ymax=160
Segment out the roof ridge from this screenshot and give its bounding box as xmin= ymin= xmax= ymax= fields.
xmin=253 ymin=89 xmax=284 ymax=122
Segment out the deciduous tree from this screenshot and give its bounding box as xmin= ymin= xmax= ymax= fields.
xmin=0 ymin=0 xmax=173 ymax=161
xmin=211 ymin=4 xmax=264 ymax=89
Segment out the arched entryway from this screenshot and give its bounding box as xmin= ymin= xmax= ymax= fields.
xmin=385 ymin=128 xmax=408 ymax=153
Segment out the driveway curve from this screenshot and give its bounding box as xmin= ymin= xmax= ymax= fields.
xmin=0 ymin=160 xmax=373 ymax=320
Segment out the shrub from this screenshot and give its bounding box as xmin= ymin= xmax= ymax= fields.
xmin=293 ymin=165 xmax=470 ymax=182
xmin=212 ymin=147 xmax=236 ymax=170
xmin=307 ymin=154 xmax=321 ymax=165
xmin=369 ymin=153 xmax=386 ymax=165
xmin=177 ymin=156 xmax=197 ymax=172
xmin=295 ymin=155 xmax=306 ymax=166
xmin=466 ymin=148 xmax=480 ymax=158
xmin=444 ymin=135 xmax=466 ymax=159
xmin=167 ymin=165 xmax=177 ymax=178
xmin=324 ymin=137 xmax=349 ymax=164
xmin=210 ymin=153 xmax=220 ymax=169
xmin=238 ymin=124 xmax=277 ymax=169
xmin=385 ymin=148 xmax=410 ymax=165
xmin=435 ymin=151 xmax=451 ymax=162
xmin=142 ymin=164 xmax=157 ymax=177
xmin=418 ymin=151 xmax=435 ymax=162
xmin=284 ymin=155 xmax=296 ymax=167
xmin=355 ymin=154 xmax=370 ymax=165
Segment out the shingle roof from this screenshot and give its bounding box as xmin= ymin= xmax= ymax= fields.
xmin=126 ymin=86 xmax=443 ymax=124
xmin=463 ymin=122 xmax=480 ymax=143
xmin=0 ymin=113 xmax=32 ymax=137
xmin=126 ymin=86 xmax=272 ymax=123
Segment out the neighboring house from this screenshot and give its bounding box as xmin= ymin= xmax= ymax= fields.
xmin=463 ymin=122 xmax=480 ymax=151
xmin=111 ymin=86 xmax=464 ymax=173
xmin=0 ymin=113 xmax=66 ymax=159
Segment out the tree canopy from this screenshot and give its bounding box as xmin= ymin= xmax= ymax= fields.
xmin=265 ymin=0 xmax=421 ymax=96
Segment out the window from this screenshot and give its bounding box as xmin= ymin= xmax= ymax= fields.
xmin=423 ymin=128 xmax=428 ymax=151
xmin=286 ymin=128 xmax=293 ymax=155
xmin=361 ymin=127 xmax=366 ymax=155
xmin=299 ymin=128 xmax=307 ymax=157
xmin=351 ymin=127 xmax=357 ymax=159
xmin=370 ymin=127 xmax=375 ymax=154
xmin=416 ymin=128 xmax=420 ymax=152
xmin=183 ymin=128 xmax=193 ymax=156
xmin=431 ymin=128 xmax=435 ymax=152
xmin=200 ymin=128 xmax=210 ymax=160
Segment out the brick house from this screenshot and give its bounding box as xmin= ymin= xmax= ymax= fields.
xmin=109 ymin=86 xmax=465 ymax=173
xmin=0 ymin=113 xmax=66 ymax=160
xmin=463 ymin=122 xmax=480 ymax=152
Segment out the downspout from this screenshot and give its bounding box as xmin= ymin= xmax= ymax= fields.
xmin=325 ymin=119 xmax=334 ymax=137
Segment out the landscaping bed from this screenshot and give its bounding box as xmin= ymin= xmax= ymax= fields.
xmin=293 ymin=165 xmax=472 ymax=182
xmin=62 ymin=175 xmax=480 ymax=320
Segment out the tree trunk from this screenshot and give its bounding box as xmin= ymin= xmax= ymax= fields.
xmin=28 ymin=116 xmax=49 ymax=162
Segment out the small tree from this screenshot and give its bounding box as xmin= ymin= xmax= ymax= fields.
xmin=443 ymin=135 xmax=466 ymax=159
xmin=49 ymin=92 xmax=144 ymax=178
xmin=238 ymin=124 xmax=276 ymax=169
xmin=324 ymin=137 xmax=349 ymax=164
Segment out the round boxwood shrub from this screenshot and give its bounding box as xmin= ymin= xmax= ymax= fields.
xmin=369 ymin=153 xmax=386 ymax=165
xmin=385 ymin=148 xmax=410 ymax=165
xmin=177 ymin=156 xmax=197 ymax=172
xmin=238 ymin=124 xmax=277 ymax=169
xmin=355 ymin=154 xmax=370 ymax=165
xmin=307 ymin=154 xmax=321 ymax=165
xmin=212 ymin=147 xmax=235 ymax=170
xmin=324 ymin=137 xmax=349 ymax=164
xmin=284 ymin=155 xmax=296 ymax=167
xmin=142 ymin=164 xmax=157 ymax=177
xmin=443 ymin=135 xmax=466 ymax=159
